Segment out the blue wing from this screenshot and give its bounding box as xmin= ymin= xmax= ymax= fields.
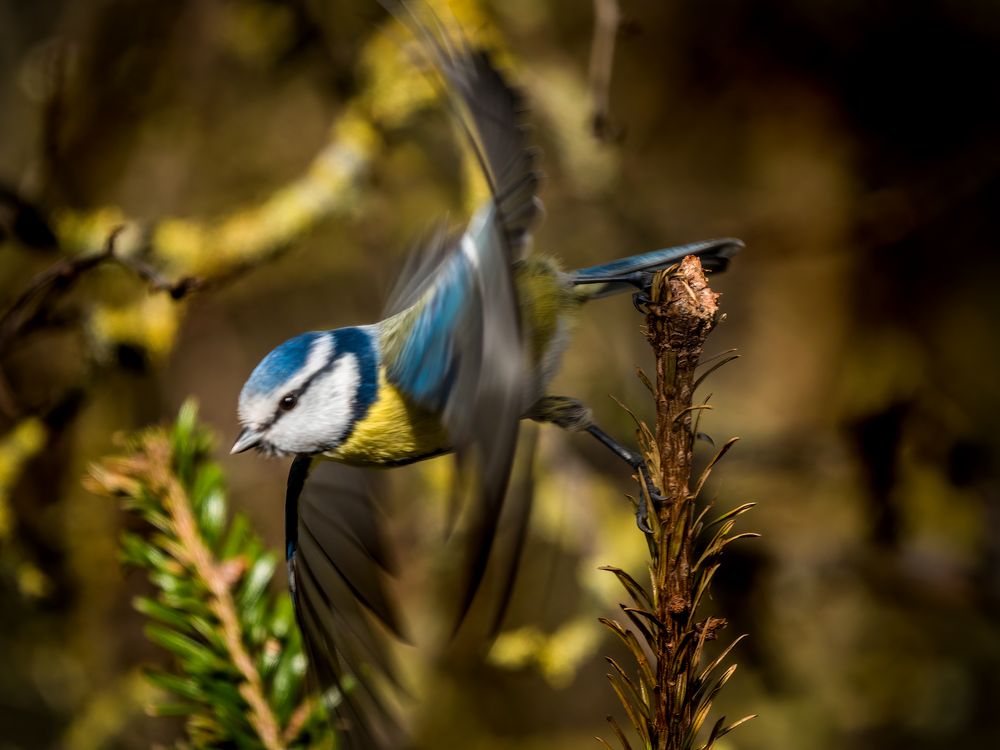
xmin=284 ymin=13 xmax=544 ymax=747
xmin=380 ymin=25 xmax=541 ymax=425
xmin=378 ymin=35 xmax=541 ymax=631
xmin=285 ymin=457 xmax=406 ymax=749
xmin=382 ymin=208 xmax=519 ymax=418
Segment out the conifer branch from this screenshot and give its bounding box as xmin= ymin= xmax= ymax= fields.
xmin=85 ymin=402 xmax=330 ymax=749
xmin=144 ymin=437 xmax=283 ymax=750
xmin=600 ymin=257 xmax=756 ymax=749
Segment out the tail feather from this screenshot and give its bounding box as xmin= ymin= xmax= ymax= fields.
xmin=571 ymin=238 xmax=743 ymax=299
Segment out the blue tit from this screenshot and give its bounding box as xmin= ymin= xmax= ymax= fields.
xmin=232 ymin=9 xmax=741 ymax=746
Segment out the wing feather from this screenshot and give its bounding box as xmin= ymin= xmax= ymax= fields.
xmin=374 ymin=14 xmax=542 ymax=630
xmin=287 ymin=16 xmax=545 ymax=746
xmin=287 ymin=459 xmax=406 ymax=749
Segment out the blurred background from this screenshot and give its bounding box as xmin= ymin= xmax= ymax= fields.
xmin=2 ymin=0 xmax=1000 ymax=747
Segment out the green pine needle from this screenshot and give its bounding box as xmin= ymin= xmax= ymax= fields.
xmin=85 ymin=400 xmax=331 ymax=749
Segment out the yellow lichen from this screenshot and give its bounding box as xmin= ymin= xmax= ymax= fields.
xmin=90 ymin=295 xmax=180 ymax=359
xmin=0 ymin=417 xmax=48 ymax=542
xmin=45 ymin=0 xmax=505 ymax=358
xmin=488 ymin=617 xmax=602 ymax=688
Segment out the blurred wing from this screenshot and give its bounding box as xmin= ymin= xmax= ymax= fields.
xmin=431 ymin=43 xmax=543 ymax=256
xmin=286 ymin=457 xmax=406 ymax=749
xmin=381 ymin=1 xmax=543 ymax=259
xmin=381 ymin=211 xmax=523 ymax=631
xmin=460 ymin=422 xmax=538 ymax=637
xmin=384 ymin=223 xmax=456 ymax=318
xmin=379 ymin=34 xmax=541 ymax=629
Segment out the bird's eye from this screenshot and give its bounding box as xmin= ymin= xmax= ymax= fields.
xmin=279 ymin=393 xmax=298 ymax=411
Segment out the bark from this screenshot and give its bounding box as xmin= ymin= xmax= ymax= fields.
xmin=644 ymin=256 xmax=720 ymax=748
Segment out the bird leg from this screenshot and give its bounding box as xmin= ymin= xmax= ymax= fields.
xmin=570 ymin=269 xmax=655 ymax=311
xmin=584 ymin=425 xmax=661 ymax=534
xmin=610 ymin=270 xmax=656 ymax=312
xmin=528 ymin=396 xmax=661 ymax=533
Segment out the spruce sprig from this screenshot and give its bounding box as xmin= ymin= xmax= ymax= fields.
xmin=85 ymin=401 xmax=330 ymax=749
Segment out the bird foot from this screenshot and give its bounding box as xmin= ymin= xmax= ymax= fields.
xmin=583 ymin=424 xmax=661 ymax=535
xmin=633 ymin=460 xmax=664 ymax=534
xmin=630 ymin=272 xmax=656 ymax=313
xmin=632 ymin=290 xmax=652 ymax=313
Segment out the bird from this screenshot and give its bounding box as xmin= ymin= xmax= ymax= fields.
xmin=232 ymin=6 xmax=741 ymax=747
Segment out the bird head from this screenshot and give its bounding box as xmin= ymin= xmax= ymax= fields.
xmin=233 ymin=328 xmax=378 ymax=457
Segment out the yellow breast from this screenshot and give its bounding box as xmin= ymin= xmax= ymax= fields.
xmin=326 ymin=370 xmax=451 ymax=466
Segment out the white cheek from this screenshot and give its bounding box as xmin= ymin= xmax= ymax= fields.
xmin=266 ymin=354 xmax=360 ymax=454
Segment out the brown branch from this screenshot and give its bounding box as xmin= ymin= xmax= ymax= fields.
xmin=112 ymin=250 xmax=204 ymax=299
xmin=645 ymin=256 xmax=718 ymax=501
xmin=644 ymin=257 xmax=721 ymax=749
xmin=0 ymin=227 xmax=201 ymax=357
xmin=282 ymin=696 xmax=317 ymax=747
xmin=0 ymin=233 xmax=113 ymax=355
xmin=140 ymin=437 xmax=285 ymax=750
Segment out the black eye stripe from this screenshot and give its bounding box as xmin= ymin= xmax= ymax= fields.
xmin=263 ymin=342 xmax=339 ymax=427
xmin=255 ymin=329 xmax=376 ymax=446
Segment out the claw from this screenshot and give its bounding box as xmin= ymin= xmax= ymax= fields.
xmin=635 ymin=499 xmax=652 ymax=534
xmin=634 ymin=461 xmax=662 ymax=535
xmin=631 ymin=272 xmax=656 ymax=313
xmin=632 ymin=291 xmax=652 ymax=313
xmin=584 ymin=424 xmax=661 ymax=535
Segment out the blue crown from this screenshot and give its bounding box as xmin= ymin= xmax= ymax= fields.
xmin=244 ymin=331 xmax=324 ymax=396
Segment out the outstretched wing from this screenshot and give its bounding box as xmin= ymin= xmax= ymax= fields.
xmin=379 ymin=23 xmax=542 ymax=630
xmin=286 ymin=457 xmax=406 ymax=749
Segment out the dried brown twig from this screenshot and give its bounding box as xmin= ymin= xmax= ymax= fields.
xmin=0 ymin=226 xmax=199 ymax=355
xmin=600 ymin=256 xmax=756 ymax=750
xmin=0 ymin=227 xmax=201 ymax=418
